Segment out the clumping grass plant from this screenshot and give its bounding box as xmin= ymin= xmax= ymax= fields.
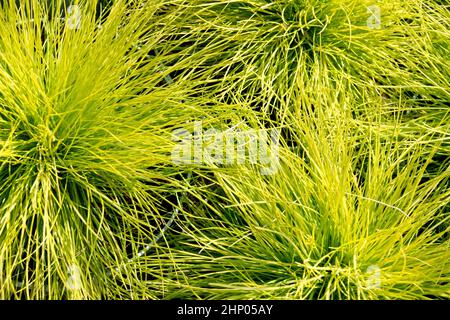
xmin=161 ymin=0 xmax=450 ymax=120
xmin=149 ymin=93 xmax=449 ymax=299
xmin=0 ymin=0 xmax=448 ymax=299
xmin=0 ymin=0 xmax=252 ymax=299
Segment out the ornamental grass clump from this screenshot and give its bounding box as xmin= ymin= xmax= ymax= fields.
xmin=0 ymin=0 xmax=252 ymax=299
xmin=164 ymin=0 xmax=449 ymax=120
xmin=148 ymin=94 xmax=450 ymax=299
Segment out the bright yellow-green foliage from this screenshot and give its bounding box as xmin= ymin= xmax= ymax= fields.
xmin=0 ymin=0 xmax=448 ymax=299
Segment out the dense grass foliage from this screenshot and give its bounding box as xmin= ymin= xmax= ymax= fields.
xmin=0 ymin=0 xmax=448 ymax=299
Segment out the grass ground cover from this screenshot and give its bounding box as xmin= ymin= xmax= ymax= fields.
xmin=0 ymin=0 xmax=448 ymax=299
